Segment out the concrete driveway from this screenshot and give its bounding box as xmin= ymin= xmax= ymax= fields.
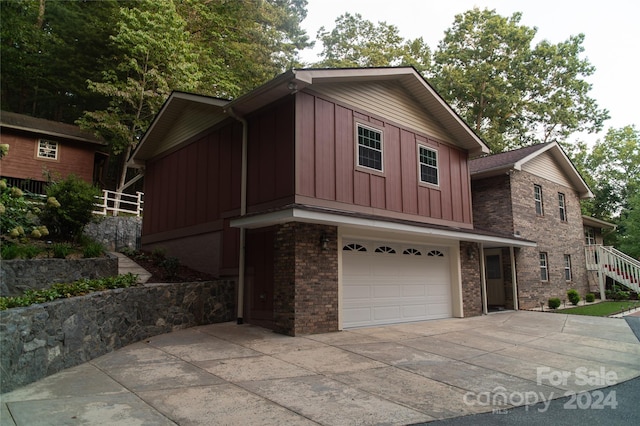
xmin=2 ymin=311 xmax=639 ymax=425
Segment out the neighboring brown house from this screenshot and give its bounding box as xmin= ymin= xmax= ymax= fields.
xmin=0 ymin=111 xmax=107 ymax=193
xmin=129 ymin=67 xmax=534 ymax=336
xmin=470 ymin=142 xmax=607 ymax=309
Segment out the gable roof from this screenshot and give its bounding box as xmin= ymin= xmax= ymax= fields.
xmin=132 ymin=67 xmax=490 ymax=165
xmin=0 ymin=111 xmax=105 ymax=145
xmin=227 ymin=67 xmax=489 ymax=156
xmin=130 ymin=92 xmax=229 ymax=164
xmin=469 ymin=142 xmax=593 ymax=198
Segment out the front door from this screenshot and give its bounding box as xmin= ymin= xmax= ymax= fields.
xmin=485 ymin=249 xmax=505 ymax=306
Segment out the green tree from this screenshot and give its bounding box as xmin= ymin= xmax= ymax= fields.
xmin=1 ymin=0 xmax=121 ymax=122
xmin=314 ymin=13 xmax=430 ymax=72
xmin=568 ymin=125 xmax=640 ymax=250
xmin=177 ymin=0 xmax=311 ymax=98
xmin=431 ymin=8 xmax=608 ymax=152
xmin=78 ymin=0 xmax=200 ymax=191
xmin=617 ymin=192 xmax=640 ymax=259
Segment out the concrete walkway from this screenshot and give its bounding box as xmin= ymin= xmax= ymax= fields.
xmin=111 ymin=251 xmax=152 ymax=284
xmin=2 ymin=311 xmax=639 ymax=425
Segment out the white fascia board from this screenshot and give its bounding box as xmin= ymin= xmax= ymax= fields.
xmin=230 ymin=208 xmax=536 ymax=247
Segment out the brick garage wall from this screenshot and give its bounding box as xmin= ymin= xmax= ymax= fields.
xmin=510 ymin=171 xmax=589 ymax=308
xmin=460 ymin=242 xmax=483 ymax=316
xmin=273 ymin=222 xmax=338 ymax=336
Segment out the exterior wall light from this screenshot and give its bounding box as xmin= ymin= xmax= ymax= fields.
xmin=320 ymin=233 xmax=330 ymax=250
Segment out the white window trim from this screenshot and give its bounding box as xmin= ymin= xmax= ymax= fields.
xmin=564 ymin=254 xmax=572 ymax=281
xmin=534 ymin=184 xmax=544 ymax=216
xmin=539 ymin=252 xmax=549 ymax=282
xmin=417 ymin=144 xmax=440 ymax=187
xmin=355 ymin=122 xmax=384 ymax=173
xmin=37 ymin=139 xmax=58 ymax=160
xmin=558 ymin=192 xmax=567 ymax=222
xmin=585 ymin=227 xmax=596 ymax=245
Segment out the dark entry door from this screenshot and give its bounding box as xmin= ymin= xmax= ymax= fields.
xmin=485 ymin=249 xmax=505 ymax=306
xmin=245 ymin=228 xmax=275 ymax=328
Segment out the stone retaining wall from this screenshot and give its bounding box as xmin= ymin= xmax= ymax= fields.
xmin=0 ymin=254 xmax=119 ymax=297
xmin=0 ymin=280 xmax=235 ymax=393
xmin=84 ymin=216 xmax=142 ymax=251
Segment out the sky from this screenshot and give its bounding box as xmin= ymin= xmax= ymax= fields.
xmin=298 ymin=0 xmax=639 ymax=145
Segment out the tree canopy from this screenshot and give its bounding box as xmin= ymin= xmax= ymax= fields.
xmin=568 ymin=125 xmax=640 ymax=253
xmin=314 ymin=13 xmax=430 ymax=72
xmin=314 ymin=8 xmax=609 ymax=153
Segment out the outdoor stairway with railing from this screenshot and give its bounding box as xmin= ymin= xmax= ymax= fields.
xmin=585 ymin=245 xmax=640 ymax=294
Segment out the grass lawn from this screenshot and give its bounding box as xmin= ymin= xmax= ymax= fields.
xmin=558 ymin=301 xmax=640 ymax=317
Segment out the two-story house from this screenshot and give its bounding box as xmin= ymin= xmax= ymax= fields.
xmin=0 ymin=111 xmax=107 ymax=193
xmin=470 ymin=142 xmax=614 ymax=310
xmin=129 ymin=67 xmax=534 ymax=336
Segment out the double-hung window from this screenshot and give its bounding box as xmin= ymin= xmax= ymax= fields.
xmin=534 ymin=185 xmax=544 ymax=215
xmin=357 ymin=124 xmax=383 ymax=172
xmin=564 ymin=254 xmax=572 ymax=281
xmin=418 ymin=145 xmax=439 ymax=185
xmin=37 ymin=139 xmax=58 ymax=160
xmin=558 ymin=193 xmax=567 ymax=221
xmin=539 ymin=252 xmax=549 ymax=281
xmin=584 ymin=227 xmax=596 ymax=245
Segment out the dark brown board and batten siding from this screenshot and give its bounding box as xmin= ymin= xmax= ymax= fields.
xmin=142 ymin=122 xmax=243 ymax=273
xmin=295 ymin=91 xmax=473 ymax=227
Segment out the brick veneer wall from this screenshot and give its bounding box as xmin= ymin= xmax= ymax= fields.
xmin=460 ymin=242 xmax=483 ymax=316
xmin=471 ymin=174 xmax=514 ymax=234
xmin=273 ymin=222 xmax=339 ymax=336
xmin=510 ymin=171 xmax=589 ymax=308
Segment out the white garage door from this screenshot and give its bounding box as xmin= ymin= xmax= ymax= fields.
xmin=342 ymin=240 xmax=452 ymax=328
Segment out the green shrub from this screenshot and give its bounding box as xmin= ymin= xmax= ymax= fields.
xmin=548 ymin=298 xmax=561 ymax=309
xmin=151 ymin=247 xmax=166 ymax=265
xmin=22 ymin=245 xmax=42 ymax=259
xmin=585 ymin=293 xmax=596 ymax=303
xmin=82 ymin=241 xmax=105 ymax=258
xmin=0 ymin=273 xmax=139 ymax=310
xmin=40 ymin=175 xmax=100 ymax=240
xmin=1 ymin=242 xmax=20 ymax=259
xmin=606 ymin=286 xmax=630 ymax=301
xmin=162 ymin=256 xmax=180 ymax=279
xmin=567 ymin=288 xmax=580 ymax=305
xmin=52 ymin=243 xmax=72 ymax=259
xmin=0 ymin=181 xmax=46 ymax=240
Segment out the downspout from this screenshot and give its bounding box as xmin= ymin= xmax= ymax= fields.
xmin=227 ymin=107 xmax=248 ymax=325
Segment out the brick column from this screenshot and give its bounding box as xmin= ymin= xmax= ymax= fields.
xmin=273 ymin=222 xmax=339 ymax=335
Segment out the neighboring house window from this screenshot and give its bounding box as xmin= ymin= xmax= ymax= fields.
xmin=584 ymin=227 xmax=596 ymax=245
xmin=539 ymin=252 xmax=549 ymax=281
xmin=564 ymin=254 xmax=572 ymax=281
xmin=37 ymin=139 xmax=58 ymax=160
xmin=534 ymin=185 xmax=544 ymax=215
xmin=558 ymin=193 xmax=567 ymax=222
xmin=418 ymin=145 xmax=439 ymax=185
xmin=357 ymin=124 xmax=383 ymax=171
